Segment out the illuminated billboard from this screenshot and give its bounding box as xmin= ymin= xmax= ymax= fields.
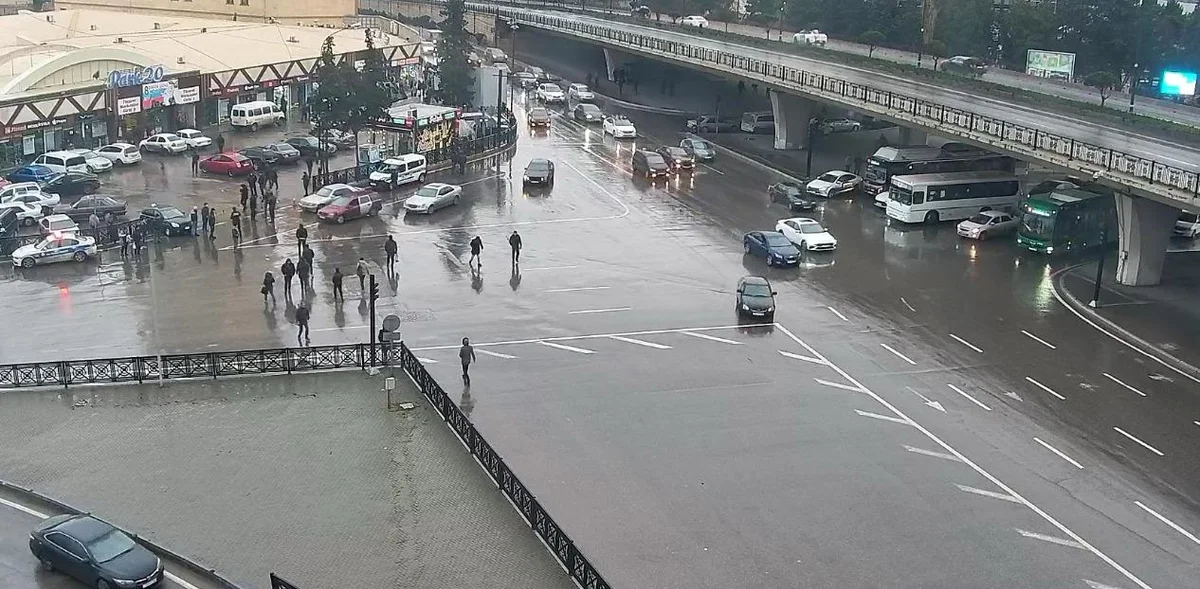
xmin=1160 ymin=70 xmax=1197 ymax=97
xmin=1026 ymin=50 xmax=1075 ymax=81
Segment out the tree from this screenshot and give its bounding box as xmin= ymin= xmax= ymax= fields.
xmin=343 ymin=29 xmax=396 ymax=165
xmin=744 ymin=0 xmax=785 ymax=24
xmin=1084 ymin=71 xmax=1120 ymax=107
xmin=310 ymin=36 xmax=355 ymax=174
xmin=926 ymin=39 xmax=947 ymax=70
xmin=859 ymin=30 xmax=885 ymax=58
xmin=434 ymin=0 xmax=476 ymax=107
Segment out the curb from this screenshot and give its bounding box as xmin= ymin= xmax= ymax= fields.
xmin=683 ymin=131 xmax=810 ymax=185
xmin=0 ymin=478 xmax=245 ymax=589
xmin=1050 ymin=264 xmax=1200 ymax=384
xmin=594 ymin=91 xmax=692 ymax=116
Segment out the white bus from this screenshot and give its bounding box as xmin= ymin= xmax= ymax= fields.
xmin=886 ymin=171 xmax=1022 ymax=224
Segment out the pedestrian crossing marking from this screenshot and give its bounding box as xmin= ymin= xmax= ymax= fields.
xmin=608 ymin=336 xmax=671 ymax=349
xmin=538 ymin=341 xmax=595 ymax=354
xmin=477 ymin=349 xmax=517 ymax=359
xmin=681 ymin=331 xmax=743 ymax=345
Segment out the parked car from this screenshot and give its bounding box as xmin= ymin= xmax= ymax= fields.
xmin=1174 ymin=212 xmax=1200 ymax=238
xmin=523 ymin=158 xmax=555 ymax=185
xmin=655 ymin=146 xmax=694 ymax=171
xmin=41 ymin=171 xmax=100 ymax=196
xmin=284 ymin=136 xmax=337 ymax=157
xmin=139 ymin=132 xmax=189 ymax=154
xmin=28 ymin=514 xmax=163 ymax=588
xmin=0 ymin=201 xmax=43 ymax=226
xmin=262 ymin=143 xmax=302 ymax=164
xmin=941 ymin=56 xmax=987 ymax=76
xmin=8 ymin=164 xmax=57 ymax=184
xmin=776 ymin=217 xmax=838 ymax=251
xmin=176 ymin=128 xmax=213 ymax=149
xmin=318 ymin=192 xmax=382 ymax=223
xmin=735 ymin=275 xmax=776 ymax=320
xmin=603 ymin=115 xmax=637 ymax=138
xmin=631 ymin=150 xmax=670 ymax=179
xmin=39 ymin=213 xmax=79 ymax=236
xmin=140 ymin=204 xmax=193 ymax=236
xmin=199 ymin=152 xmax=254 ymax=176
xmin=536 ymin=83 xmax=566 ymax=103
xmin=680 ymin=15 xmax=708 ymax=27
xmin=299 ymin=183 xmax=367 ymax=212
xmin=67 ymin=149 xmax=113 ymax=173
xmin=805 ymin=170 xmax=862 ymax=197
xmin=687 ymin=115 xmax=738 ymax=133
xmin=680 ymin=137 xmax=715 ymax=161
xmin=956 ymin=210 xmax=1018 ymax=240
xmin=573 ymin=103 xmax=603 ymax=123
xmin=238 ymin=146 xmax=281 ymax=169
xmin=404 ymin=183 xmax=462 ymax=214
xmin=568 ymin=83 xmax=595 ymax=102
xmin=32 ymin=151 xmax=89 ymax=174
xmin=819 ymin=118 xmax=862 ymax=135
xmin=528 ymin=107 xmax=552 ymax=128
xmin=12 ymin=234 xmax=97 ymax=268
xmin=321 ymin=128 xmax=356 ymax=147
xmin=0 ymin=182 xmax=59 ymax=212
xmin=743 ymin=230 xmax=800 ymax=267
xmin=96 ymin=143 xmax=142 ymax=165
xmin=768 ymin=181 xmax=817 ymax=211
xmin=53 ymin=194 xmax=126 ymax=222
xmin=792 ymin=29 xmax=828 ymax=46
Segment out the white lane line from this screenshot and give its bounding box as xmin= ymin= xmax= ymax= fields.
xmin=1103 ymin=373 xmax=1147 ymax=397
xmin=545 ymin=286 xmax=611 ymax=293
xmin=568 ymin=307 xmax=631 ymax=315
xmin=1084 ymin=581 xmax=1126 ymax=589
xmin=900 ymin=297 xmax=916 ymax=312
xmin=539 ymin=341 xmax=596 ymax=354
xmin=948 ymin=333 xmax=984 ymax=354
xmin=903 ymin=445 xmax=963 ymax=462
xmin=947 ymin=383 xmax=992 ymax=411
xmin=1015 ymin=529 xmax=1087 ymax=550
xmin=164 ymin=571 xmax=202 ymax=589
xmin=699 ymin=162 xmax=725 ymax=175
xmin=682 ymin=331 xmax=743 ymax=345
xmin=826 ymin=306 xmax=849 ymax=322
xmin=0 ymin=497 xmax=48 ymax=518
xmin=477 ymin=349 xmax=518 ymax=359
xmin=772 ymin=323 xmax=1153 ymax=589
xmin=1034 ymin=437 xmax=1085 ymax=469
xmin=880 ymin=343 xmax=917 ymax=365
xmin=1113 ymin=427 xmax=1164 ymax=456
xmin=855 ymin=410 xmax=911 ymax=425
xmin=524 ymin=265 xmax=581 ymax=272
xmin=779 ymin=350 xmax=827 ymax=365
xmin=1195 ymin=420 xmax=1200 ymax=427
xmin=1134 ymin=500 xmax=1200 ymax=547
xmin=1021 ymin=329 xmax=1058 ymax=349
xmin=955 ymin=484 xmax=1022 ymax=504
xmin=409 ymin=323 xmax=757 ymax=352
xmin=415 ymin=357 xmax=439 ymax=364
xmin=608 ymin=335 xmax=671 ymax=349
xmin=1026 ymin=376 xmax=1066 ymax=400
xmin=814 ymin=378 xmax=866 ymax=393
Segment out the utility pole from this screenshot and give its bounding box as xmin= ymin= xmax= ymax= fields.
xmin=1089 ymin=226 xmax=1109 ymax=308
xmin=369 ymin=274 xmax=379 ymax=366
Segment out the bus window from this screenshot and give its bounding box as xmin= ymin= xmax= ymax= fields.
xmin=912 ymin=191 xmax=925 ymax=205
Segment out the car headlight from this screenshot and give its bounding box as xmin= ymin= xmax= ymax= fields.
xmin=170 ymin=222 xmax=179 ymax=227
xmin=766 ymin=306 xmax=774 ymax=312
xmin=970 ymin=229 xmax=980 ymax=236
xmin=110 ymin=579 xmax=138 ymax=587
xmin=1045 ymin=246 xmax=1054 ymax=254
xmin=523 ymin=175 xmax=530 ymax=181
xmin=741 ymin=304 xmax=750 ymax=311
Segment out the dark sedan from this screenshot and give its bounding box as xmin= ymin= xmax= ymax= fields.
xmin=29 ymin=514 xmax=163 ymax=589
xmin=743 ymin=230 xmax=800 ymax=267
xmin=284 ymin=136 xmax=336 ymax=157
xmin=238 ymin=146 xmax=280 ymax=169
xmin=53 ymin=194 xmax=126 ymax=222
xmin=736 ymin=275 xmax=776 ymax=320
xmin=655 ymin=146 xmax=695 ymax=171
xmin=41 ymin=171 xmax=100 ymax=196
xmin=768 ymin=181 xmax=817 ymax=211
xmin=572 ymin=103 xmax=602 ymax=123
xmin=528 ymin=107 xmax=552 ymax=128
xmin=140 ymin=205 xmax=192 ymax=236
xmin=263 ymin=143 xmax=302 ymax=164
xmin=523 ymin=158 xmax=555 ymax=185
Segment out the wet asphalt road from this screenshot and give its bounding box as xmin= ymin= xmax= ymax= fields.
xmin=3 ymin=95 xmax=1200 ymax=588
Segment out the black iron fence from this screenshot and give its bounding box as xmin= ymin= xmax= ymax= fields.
xmin=0 ymin=217 xmax=147 ymax=258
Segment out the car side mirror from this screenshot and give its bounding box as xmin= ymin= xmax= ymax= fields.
xmin=771 ymin=291 xmax=778 ymax=296
xmin=737 ymin=287 xmax=744 ymax=293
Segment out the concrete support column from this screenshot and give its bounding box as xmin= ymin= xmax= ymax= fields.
xmin=603 ymin=47 xmax=634 ymax=82
xmin=897 ymin=127 xmax=928 ymax=145
xmin=1114 ymin=193 xmax=1178 ymax=286
xmin=769 ymin=91 xmax=816 ymax=150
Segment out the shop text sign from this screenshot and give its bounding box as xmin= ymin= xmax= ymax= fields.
xmin=1 ymin=116 xmax=67 ymax=136
xmin=107 ymin=65 xmax=166 ymax=89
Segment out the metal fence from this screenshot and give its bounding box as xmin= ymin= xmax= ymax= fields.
xmin=0 ymin=217 xmax=147 ymax=258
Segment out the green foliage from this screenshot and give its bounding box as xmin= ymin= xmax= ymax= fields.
xmin=1084 ymin=70 xmax=1121 ymax=107
xmin=858 ymin=30 xmax=885 ymax=58
xmin=434 ymin=0 xmax=476 ymax=107
xmin=309 ymin=31 xmax=393 ymax=143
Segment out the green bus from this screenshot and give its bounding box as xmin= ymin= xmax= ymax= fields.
xmin=1016 ymin=183 xmax=1116 ymax=255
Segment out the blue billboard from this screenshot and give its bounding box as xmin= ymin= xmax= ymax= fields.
xmin=1159 ymin=70 xmax=1197 ymax=97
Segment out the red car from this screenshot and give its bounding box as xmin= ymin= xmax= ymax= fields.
xmin=199 ymin=152 xmax=254 ymax=177
xmin=317 ymin=191 xmax=381 ymax=223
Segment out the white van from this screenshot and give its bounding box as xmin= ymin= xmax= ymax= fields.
xmin=740 ymin=111 xmax=775 ymax=134
xmin=369 ymin=154 xmax=427 ymax=189
xmin=230 ymin=100 xmax=285 ymax=131
xmin=39 ymin=214 xmax=79 ymax=236
xmin=33 ymin=151 xmax=89 ymax=174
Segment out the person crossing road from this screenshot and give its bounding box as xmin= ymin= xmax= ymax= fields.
xmin=508 ymin=230 xmax=522 ymax=265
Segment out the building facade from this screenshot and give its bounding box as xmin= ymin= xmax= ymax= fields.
xmin=51 ymin=0 xmax=356 ymax=24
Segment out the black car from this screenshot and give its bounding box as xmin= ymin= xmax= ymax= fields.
xmin=768 ymin=181 xmax=817 ymax=211
xmin=573 ymin=103 xmax=602 ymax=123
xmin=655 ymin=146 xmax=695 ymax=171
xmin=512 ymin=71 xmax=538 ymax=88
xmin=29 ymin=514 xmax=164 ymax=589
xmin=41 ymin=171 xmax=100 ymax=196
xmin=528 ymin=107 xmax=552 ymax=128
xmin=284 ymin=136 xmax=337 ymax=157
xmin=53 ymin=194 xmax=126 ymax=222
xmin=140 ymin=205 xmax=192 ymax=236
xmin=262 ymin=143 xmax=302 ymax=164
xmin=238 ymin=146 xmax=280 ymax=169
xmin=524 ymin=158 xmax=555 ymax=185
xmin=736 ymin=275 xmax=776 ymax=320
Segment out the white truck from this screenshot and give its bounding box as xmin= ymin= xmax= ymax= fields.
xmin=792 ymin=29 xmax=828 ymax=46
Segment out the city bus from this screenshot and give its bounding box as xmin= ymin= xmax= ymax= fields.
xmin=1015 ymin=185 xmax=1116 ymax=254
xmin=885 ymin=171 xmax=1022 ymax=224
xmin=863 ymin=144 xmax=1017 ymax=194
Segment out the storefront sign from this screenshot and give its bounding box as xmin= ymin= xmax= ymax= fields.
xmin=107 ymin=65 xmax=166 ymax=89
xmin=2 ymin=116 xmax=69 ymax=136
xmin=116 ymin=96 xmax=142 ymax=116
xmin=218 ymin=75 xmax=311 ymax=97
xmin=142 ymin=80 xmax=178 ymax=109
xmin=175 ymin=86 xmax=200 ymax=104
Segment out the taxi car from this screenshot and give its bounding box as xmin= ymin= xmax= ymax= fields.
xmin=299 ymin=183 xmax=367 ymax=212
xmin=12 ymin=234 xmax=97 ymax=267
xmin=199 ymin=153 xmax=253 ymax=177
xmin=318 ymin=192 xmax=382 ymax=223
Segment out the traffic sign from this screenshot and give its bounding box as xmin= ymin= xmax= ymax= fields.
xmin=382 ymin=314 xmax=401 ymax=332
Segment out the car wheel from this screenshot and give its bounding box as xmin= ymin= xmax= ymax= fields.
xmin=978 ymin=230 xmax=989 ymax=241
xmin=417 ymin=173 xmax=425 ymax=183
xmin=336 ymin=215 xmax=345 ymax=224
xmin=21 ymin=217 xmax=33 ymax=227
xmin=799 ymin=241 xmax=807 ymax=252
xmin=765 ymin=254 xmax=773 ymax=267
xmin=97 ymin=579 xmax=111 ymax=589
xmin=452 ymin=196 xmax=459 ymax=206
xmin=164 ymin=228 xmax=172 ymax=237
xmin=924 ymin=210 xmax=940 ymax=224
xmin=73 ymin=251 xmax=87 ymax=262
xmin=744 ymin=241 xmax=751 ymax=254
xmin=20 ymin=257 xmax=34 ymax=268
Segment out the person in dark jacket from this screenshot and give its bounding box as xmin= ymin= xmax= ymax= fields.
xmin=207 ymin=207 xmax=217 ymax=239
xmin=295 ymin=304 xmax=311 ymax=345
xmin=200 ymin=203 xmax=210 ymax=235
xmin=331 ymin=267 xmax=344 ymax=300
xmin=355 ymin=258 xmax=367 ymax=289
xmin=248 ymin=172 xmax=259 ymax=200
xmin=508 ymin=230 xmax=522 ymax=265
xmin=190 ymin=207 xmax=199 ymax=236
xmin=191 ymin=151 xmax=200 ymax=175
xmin=296 ymin=225 xmax=308 ymax=256
xmin=302 ymin=170 xmax=311 ymax=195
xmin=384 ymin=235 xmax=398 ymax=269
xmin=459 ymin=337 xmax=476 ymax=385
xmin=469 ymin=235 xmax=483 ymax=267
xmin=248 ymin=192 xmax=258 ymax=220
xmin=240 ymin=184 xmax=249 ymax=209
xmin=262 ymin=271 xmax=275 ymax=303
xmin=296 ymin=258 xmax=311 ymax=293
xmin=281 ymin=259 xmax=296 ymax=298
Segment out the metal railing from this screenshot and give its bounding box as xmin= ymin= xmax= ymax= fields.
xmin=1 ymin=217 xmax=147 ymax=258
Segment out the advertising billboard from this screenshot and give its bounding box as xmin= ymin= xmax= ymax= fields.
xmin=1026 ymin=50 xmax=1076 ymax=81
xmin=141 ymin=79 xmax=179 ymax=109
xmin=1160 ymin=70 xmax=1197 ymax=97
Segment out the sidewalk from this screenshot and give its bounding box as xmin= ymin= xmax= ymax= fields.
xmin=1055 ymin=251 xmax=1200 ymax=380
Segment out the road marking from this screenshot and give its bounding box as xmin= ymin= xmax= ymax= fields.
xmin=855 ymin=410 xmax=910 ymax=425
xmin=1026 ymin=376 xmax=1066 ymax=400
xmin=905 ymin=386 xmax=945 ymax=412
xmin=1134 ymin=500 xmax=1200 ymax=547
xmin=826 ymin=306 xmax=848 ymax=322
xmin=699 ymin=162 xmax=725 ymax=175
xmin=814 ymin=378 xmax=865 ymax=393
xmin=903 ymin=445 xmax=962 ymax=462
xmin=1004 ymin=391 xmax=1023 ymax=401
xmin=568 ymin=307 xmax=630 ymax=315
xmin=947 ymin=383 xmax=992 ymax=411
xmin=545 ymin=286 xmax=610 ymax=292
xmin=415 ymin=357 xmax=439 ymax=364
xmin=899 ymin=296 xmax=916 ymax=312
xmin=1084 ymin=581 xmax=1125 ymax=589
xmin=477 ymin=349 xmax=518 ymax=359
xmin=778 ymin=350 xmax=826 ymax=365
xmin=880 ymin=343 xmax=917 ymax=365
xmin=0 ymin=497 xmax=48 ymax=518
xmin=1102 ymin=373 xmax=1147 ymax=397
xmin=408 ymin=323 xmax=759 ymax=352
xmin=608 ymin=335 xmax=671 ymax=349
xmin=948 ymin=333 xmax=984 ymax=353
xmin=525 ymin=265 xmax=580 ymax=271
xmin=771 ymin=323 xmax=1153 ymax=589
xmin=164 ymin=572 xmax=202 ymax=589
xmin=539 ymin=341 xmax=596 ymax=354
xmin=1015 ymin=529 xmax=1087 ymax=550
xmin=682 ymin=331 xmax=743 ymax=345
xmin=955 ymin=484 xmax=1021 ymax=504
xmin=1021 ymin=330 xmax=1058 ymax=349
xmin=1113 ymin=427 xmax=1164 ymax=456
xmin=1034 ymin=437 xmax=1085 ymax=469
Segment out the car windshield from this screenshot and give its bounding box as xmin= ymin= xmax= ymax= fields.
xmin=645 ymin=154 xmax=666 ymax=166
xmin=742 ymin=283 xmax=772 ymax=297
xmin=86 ymin=529 xmax=137 ymax=563
xmin=44 ymin=173 xmax=65 ymax=184
xmin=159 ymin=207 xmax=184 ymax=218
xmin=527 ymin=161 xmax=549 ymax=172
xmin=272 ymin=144 xmax=291 ymax=151
xmin=798 ymin=223 xmax=826 ymax=234
xmin=315 ymin=186 xmax=337 ymax=198
xmin=1181 ymin=213 xmax=1200 ymax=223
xmin=967 ymin=214 xmax=992 ymax=224
xmin=415 ymin=186 xmax=440 ymax=198
xmin=666 ymin=147 xmax=687 ymax=157
xmin=691 ymin=140 xmax=711 ymax=151
xmin=163 ymin=134 xmax=181 ymax=142
xmin=329 ymin=195 xmax=354 ymax=207
xmin=890 ymin=185 xmax=914 ymax=205
xmin=379 ymin=162 xmax=403 ymax=172
xmin=817 ymin=173 xmax=839 ymax=182
xmin=79 ymin=151 xmax=100 ymax=159
xmin=581 ymin=106 xmax=599 ymax=113
xmin=1020 ymin=206 xmax=1056 ymax=239
xmin=764 ymin=234 xmax=791 ymax=247
xmin=613 ymin=117 xmax=631 ymax=125
xmin=781 ymin=184 xmax=803 ymax=195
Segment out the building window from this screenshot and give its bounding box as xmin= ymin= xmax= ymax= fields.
xmin=226 ymin=0 xmax=233 ymax=4
xmin=240 ymin=0 xmax=249 ymax=5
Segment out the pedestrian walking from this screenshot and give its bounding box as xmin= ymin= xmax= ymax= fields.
xmin=281 ymin=258 xmax=296 ymax=298
xmin=120 ymin=230 xmax=131 ymax=257
xmin=230 ymin=208 xmax=241 ymax=229
xmin=301 ymin=170 xmax=311 ymax=195
xmin=305 ymin=156 xmax=314 ymax=175
xmin=296 ymin=225 xmax=308 ymax=256
xmin=248 ymin=173 xmax=260 ymax=200
xmin=240 ymin=184 xmax=249 ymax=209
xmin=190 ymin=207 xmax=199 ymax=235
xmin=332 ymin=267 xmax=344 ymax=300
xmin=508 ymin=230 xmax=522 ymax=265
xmin=469 ymin=235 xmax=483 ymax=267
xmin=268 ymin=167 xmax=279 ymax=191
xmin=105 ymin=211 xmax=115 ymax=227
xmin=390 ymin=167 xmax=399 ymax=191
xmin=384 ymin=235 xmax=398 ymax=269
xmin=88 ymin=212 xmax=100 ymax=230
xmin=355 ymin=258 xmax=367 ymax=290
xmin=262 ymin=271 xmax=276 ymax=303
xmin=231 ymin=224 xmax=241 ymax=247
xmin=248 ymin=194 xmax=258 ymax=220
xmin=132 ymin=229 xmax=143 ymax=256
xmin=295 ymin=304 xmax=311 ymax=345
xmin=459 ymin=337 xmax=476 ymax=385
xmin=216 ymin=134 xmax=225 ymax=153
xmin=296 ymin=258 xmax=311 ymax=292
xmin=265 ymin=189 xmax=277 ymax=223
xmin=258 ymin=172 xmax=269 ymax=196
xmin=207 ymin=207 xmax=217 ymax=239
xmin=191 ymin=151 xmax=200 ymax=175
xmin=200 ymin=203 xmax=210 ymax=234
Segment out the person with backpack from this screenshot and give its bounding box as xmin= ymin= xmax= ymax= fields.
xmin=261 ymin=271 xmax=276 ymax=304
xmin=469 ymin=235 xmax=483 ymax=267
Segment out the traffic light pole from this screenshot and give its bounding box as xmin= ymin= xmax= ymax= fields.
xmin=369 ymin=274 xmax=379 ymax=366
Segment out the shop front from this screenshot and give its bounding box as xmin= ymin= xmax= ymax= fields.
xmin=0 ymin=87 xmax=108 ymax=168
xmin=107 ymin=66 xmax=203 ymax=142
xmin=205 ymin=59 xmax=323 ymax=126
xmin=364 ymin=102 xmax=459 ymax=158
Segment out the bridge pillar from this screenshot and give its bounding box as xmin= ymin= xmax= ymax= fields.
xmin=603 ymin=48 xmax=635 ymax=82
xmin=1115 ymin=193 xmax=1178 ymax=286
xmin=770 ymin=91 xmax=816 ymax=150
xmin=898 ymin=127 xmax=928 ymax=145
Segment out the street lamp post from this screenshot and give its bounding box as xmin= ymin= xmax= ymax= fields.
xmin=1089 ymin=226 xmax=1109 ymax=308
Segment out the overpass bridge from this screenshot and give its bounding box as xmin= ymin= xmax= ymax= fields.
xmin=372 ymin=0 xmax=1200 ymax=285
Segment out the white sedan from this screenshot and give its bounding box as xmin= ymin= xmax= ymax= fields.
xmin=139 ymin=133 xmax=189 ymax=154
xmin=12 ymin=234 xmax=97 ymax=268
xmin=568 ymin=83 xmax=595 ymax=102
xmin=177 ymin=128 xmax=213 ymax=149
xmin=0 ymin=201 xmax=44 ymax=226
xmin=776 ymin=218 xmax=838 ymax=251
xmin=404 ymin=183 xmax=461 ymax=214
xmin=680 ymin=15 xmax=708 ymax=27
xmin=805 ymin=170 xmax=861 ymax=197
xmin=956 ymin=210 xmax=1018 ymax=240
xmin=298 ymin=183 xmax=364 ymax=212
xmin=603 ymin=115 xmax=637 ymax=138
xmin=67 ymin=149 xmax=113 ymax=173
xmin=536 ymin=83 xmax=566 ymax=103
xmin=1 ymin=190 xmax=60 ymax=212
xmin=96 ymin=143 xmax=142 ymax=165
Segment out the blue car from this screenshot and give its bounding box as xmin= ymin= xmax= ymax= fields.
xmin=744 ymin=231 xmax=800 ymax=267
xmin=8 ymin=164 xmax=57 ymax=184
